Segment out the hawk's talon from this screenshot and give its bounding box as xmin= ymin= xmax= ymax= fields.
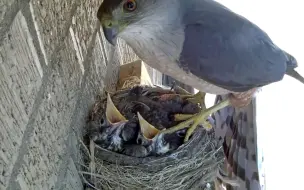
xmin=161 ymin=116 xmax=195 ymax=135
xmin=202 ymin=121 xmax=213 ymax=130
xmin=174 ymin=114 xmax=195 ymax=121
xmin=184 ymin=99 xmax=230 ymax=142
xmin=162 ymin=99 xmax=231 ymax=142
xmin=184 ymin=119 xmax=213 ymax=142
xmin=171 ymin=84 xmax=192 ymax=95
xmin=181 ymin=91 xmax=206 ymax=109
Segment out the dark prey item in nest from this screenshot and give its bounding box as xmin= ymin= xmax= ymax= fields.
xmin=87 ymin=85 xmax=211 ymax=158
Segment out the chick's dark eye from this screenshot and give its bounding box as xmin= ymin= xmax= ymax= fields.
xmin=124 ymin=0 xmax=137 ymax=12
xmin=100 ymin=117 xmax=106 ymax=126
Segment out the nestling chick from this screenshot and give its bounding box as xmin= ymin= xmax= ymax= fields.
xmin=88 ymin=86 xmax=202 ymax=157
xmin=122 ymin=144 xmax=149 ymax=158
xmin=137 ymin=112 xmax=187 ymax=156
xmin=150 ymin=130 xmax=186 ymax=156
xmin=115 ymin=86 xmax=201 ymax=130
xmin=88 ymin=93 xmax=138 ymax=152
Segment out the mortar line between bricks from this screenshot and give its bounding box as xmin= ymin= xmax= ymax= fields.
xmin=0 ymin=0 xmax=30 ymax=46
xmin=21 ymin=3 xmax=48 ymax=69
xmin=28 ymin=2 xmax=49 ymax=66
xmin=97 ymin=30 xmax=109 ymax=66
xmin=6 ymin=3 xmax=80 ymax=190
xmin=53 ymin=22 xmax=100 ymax=190
xmin=6 ymin=64 xmax=51 ymax=190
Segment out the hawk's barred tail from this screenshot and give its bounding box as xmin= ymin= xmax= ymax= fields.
xmin=213 ymin=95 xmax=262 ymax=190
xmin=286 ymin=68 xmax=304 ymax=85
xmin=285 ymin=51 xmax=304 ymax=85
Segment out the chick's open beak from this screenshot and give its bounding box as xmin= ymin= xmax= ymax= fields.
xmin=137 ymin=112 xmax=160 ymax=140
xmin=106 ymin=93 xmax=127 ymax=124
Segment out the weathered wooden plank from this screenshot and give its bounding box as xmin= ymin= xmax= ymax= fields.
xmin=117 ymin=60 xmax=153 ymax=90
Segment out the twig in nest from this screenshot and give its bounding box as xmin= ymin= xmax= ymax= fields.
xmin=89 ymin=140 xmax=96 ymax=185
xmin=80 ymin=172 xmax=100 ymax=190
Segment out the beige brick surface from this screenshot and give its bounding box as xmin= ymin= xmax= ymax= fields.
xmin=29 ymin=0 xmax=77 ymax=58
xmin=84 ymin=33 xmax=107 ymax=96
xmin=70 ymin=0 xmax=101 ymax=62
xmin=67 ymin=29 xmax=107 ymax=149
xmin=103 ymin=38 xmax=138 ymax=93
xmin=56 ymin=28 xmax=107 ymax=190
xmin=0 ymin=1 xmax=162 ymax=189
xmin=69 ymin=31 xmax=108 ymax=151
xmin=0 ymin=0 xmax=29 ymax=44
xmin=0 ymin=12 xmax=42 ymax=189
xmin=0 ymin=0 xmax=15 ymax=23
xmin=11 ymin=34 xmax=83 ymax=189
xmin=58 ymin=158 xmax=83 ymax=190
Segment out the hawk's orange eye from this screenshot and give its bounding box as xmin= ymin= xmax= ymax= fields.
xmin=124 ymin=0 xmax=137 ymax=12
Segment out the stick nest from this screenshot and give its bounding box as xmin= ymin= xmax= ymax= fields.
xmin=80 ymin=85 xmax=224 ymax=190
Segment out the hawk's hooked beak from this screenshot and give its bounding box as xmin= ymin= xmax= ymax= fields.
xmin=101 ymin=20 xmax=119 ymax=46
xmin=102 ymin=26 xmax=118 ymax=46
xmin=106 ymin=93 xmax=128 ymax=124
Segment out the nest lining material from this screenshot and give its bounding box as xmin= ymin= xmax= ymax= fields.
xmin=120 ymin=76 xmax=142 ymax=89
xmin=80 ymin=85 xmax=224 ymax=190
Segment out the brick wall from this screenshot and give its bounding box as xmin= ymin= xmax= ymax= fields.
xmin=0 ymin=1 xmax=140 ymax=189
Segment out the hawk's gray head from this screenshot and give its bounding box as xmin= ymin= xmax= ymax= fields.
xmin=97 ymin=0 xmax=185 ymax=65
xmin=96 ymin=0 xmax=228 ymax=95
xmin=97 ymin=0 xmax=180 ymax=43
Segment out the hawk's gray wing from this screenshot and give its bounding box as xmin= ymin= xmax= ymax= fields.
xmin=213 ymin=95 xmax=263 ymax=190
xmin=178 ymin=0 xmax=288 ymax=92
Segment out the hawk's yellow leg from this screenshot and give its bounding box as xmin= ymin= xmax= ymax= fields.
xmin=162 ymin=98 xmax=230 ymax=143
